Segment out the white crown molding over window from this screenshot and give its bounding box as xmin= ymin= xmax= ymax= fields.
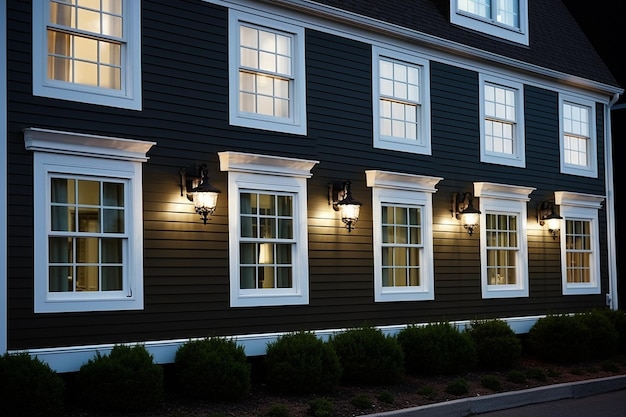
xmin=475 ymin=182 xmax=534 ymax=299
xmin=367 ymin=170 xmax=442 ymax=302
xmin=219 ymin=151 xmax=318 ymax=307
xmin=24 ymin=128 xmax=155 ymax=162
xmin=554 ymin=191 xmax=604 ymax=209
xmin=25 ymin=128 xmax=155 ymax=313
xmin=365 ymin=170 xmax=442 ymax=192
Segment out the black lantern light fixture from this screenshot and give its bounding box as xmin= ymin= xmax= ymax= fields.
xmin=329 ymin=180 xmax=362 ymax=232
xmin=180 ymin=164 xmax=221 ymax=224
xmin=452 ymin=191 xmax=481 ymax=236
xmin=537 ymin=200 xmax=562 ymax=239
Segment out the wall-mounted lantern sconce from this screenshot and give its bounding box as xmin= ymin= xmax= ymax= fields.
xmin=452 ymin=191 xmax=481 ymax=236
xmin=180 ymin=164 xmax=221 ymax=225
xmin=329 ymin=180 xmax=362 ymax=232
xmin=537 ymin=200 xmax=562 ymax=239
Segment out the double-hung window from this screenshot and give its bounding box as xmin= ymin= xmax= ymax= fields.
xmin=450 ymin=0 xmax=529 ymax=45
xmin=475 ymin=182 xmax=534 ymax=298
xmin=555 ymin=191 xmax=604 ymax=295
xmin=559 ymin=95 xmax=597 ymax=177
xmin=479 ymin=75 xmax=525 ymax=168
xmin=25 ymin=127 xmax=154 ymax=313
xmin=366 ymin=170 xmax=441 ymax=302
xmin=372 ymin=47 xmax=431 ymax=155
xmin=219 ymin=151 xmax=317 ymax=307
xmin=32 ymin=0 xmax=142 ymax=110
xmin=229 ymin=10 xmax=306 ymax=135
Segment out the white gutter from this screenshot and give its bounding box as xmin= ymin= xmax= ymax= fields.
xmin=606 ymin=92 xmax=621 ymax=310
xmin=1 ymin=0 xmax=8 ymax=355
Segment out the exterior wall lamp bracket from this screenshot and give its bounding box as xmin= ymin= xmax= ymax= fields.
xmin=328 ymin=180 xmax=362 ymax=232
xmin=537 ymin=200 xmax=562 ymax=239
xmin=180 ymin=163 xmax=221 ymax=225
xmin=452 ymin=191 xmax=481 ymax=236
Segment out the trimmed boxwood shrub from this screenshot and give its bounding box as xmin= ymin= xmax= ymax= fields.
xmin=76 ymin=344 xmax=164 ymax=413
xmin=578 ymin=310 xmax=619 ymax=359
xmin=589 ymin=309 xmax=626 ymax=354
xmin=529 ymin=312 xmax=619 ymax=363
xmin=528 ymin=314 xmax=590 ymax=363
xmin=397 ymin=322 xmax=476 ymax=376
xmin=330 ymin=325 xmax=404 ymax=385
xmin=174 ymin=337 xmax=251 ymax=401
xmin=467 ymin=319 xmax=522 ymax=370
xmin=0 ymin=352 xmax=65 ymax=417
xmin=264 ymin=331 xmax=342 ymax=394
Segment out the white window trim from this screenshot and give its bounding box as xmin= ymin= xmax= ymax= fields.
xmin=449 ymin=0 xmax=529 ymax=45
xmin=219 ymin=151 xmax=318 ymax=307
xmin=555 ymin=191 xmax=604 ymax=295
xmin=559 ymin=94 xmax=598 ymax=178
xmin=32 ymin=0 xmax=142 ymax=110
xmin=24 ymin=128 xmax=154 ymax=313
xmin=479 ymin=74 xmax=525 ymax=168
xmin=475 ymin=182 xmax=534 ymax=299
xmin=372 ymin=46 xmax=431 ymax=155
xmin=366 ymin=170 xmax=441 ymax=302
xmin=228 ymin=10 xmax=307 ymax=135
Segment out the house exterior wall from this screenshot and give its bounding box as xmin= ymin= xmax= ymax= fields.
xmin=3 ymin=0 xmax=618 ymax=372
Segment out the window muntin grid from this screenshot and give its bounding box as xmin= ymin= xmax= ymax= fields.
xmin=239 ymin=191 xmax=294 ymax=290
xmin=47 ymin=0 xmax=123 ymax=89
xmin=381 ymin=205 xmax=423 ymax=288
xmin=458 ymin=0 xmax=520 ymax=28
xmin=563 ymin=102 xmax=590 ymax=168
xmin=239 ymin=24 xmax=292 ymax=118
xmin=48 ymin=176 xmax=126 ymax=293
xmin=379 ymin=57 xmax=421 ymax=142
xmin=485 ymin=213 xmax=518 ymax=285
xmin=484 ymin=83 xmax=516 ymax=155
xmin=565 ymin=219 xmax=592 ymax=283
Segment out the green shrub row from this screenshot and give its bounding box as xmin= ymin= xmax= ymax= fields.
xmin=1 ymin=308 xmax=623 ymax=415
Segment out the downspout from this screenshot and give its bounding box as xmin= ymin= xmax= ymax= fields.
xmin=1 ymin=0 xmax=8 ymax=355
xmin=606 ymin=92 xmax=621 ymax=310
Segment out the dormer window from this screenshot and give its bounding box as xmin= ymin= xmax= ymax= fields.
xmin=450 ymin=0 xmax=529 ymax=45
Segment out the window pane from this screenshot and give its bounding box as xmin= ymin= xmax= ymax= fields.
xmin=103 ymin=208 xmax=124 ymax=233
xmin=78 ymin=207 xmax=100 ymax=232
xmin=102 ymin=266 xmax=123 ymax=290
xmin=49 ymin=237 xmax=72 ymax=263
xmin=240 ymin=243 xmax=256 ymax=264
xmin=49 ymin=266 xmax=72 ymax=292
xmin=101 ymin=238 xmax=122 ymax=263
xmin=76 ymin=265 xmax=99 ymax=291
xmin=240 ymin=267 xmax=256 ymax=289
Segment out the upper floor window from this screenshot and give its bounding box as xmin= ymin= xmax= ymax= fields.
xmin=559 ymin=95 xmax=597 ymax=177
xmin=475 ymin=182 xmax=534 ymax=299
xmin=25 ymin=127 xmax=154 ymax=313
xmin=450 ymin=0 xmax=529 ymax=45
xmin=219 ymin=151 xmax=318 ymax=307
xmin=372 ymin=47 xmax=431 ymax=155
xmin=229 ymin=10 xmax=307 ymax=135
xmin=366 ymin=170 xmax=441 ymax=302
xmin=555 ymin=191 xmax=604 ymax=295
xmin=32 ymin=0 xmax=142 ymax=110
xmin=480 ymin=75 xmax=525 ymax=168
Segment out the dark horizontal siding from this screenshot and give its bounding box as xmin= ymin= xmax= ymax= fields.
xmin=5 ymin=0 xmax=612 ymax=351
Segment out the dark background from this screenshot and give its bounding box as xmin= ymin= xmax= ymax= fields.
xmin=565 ymin=4 xmax=624 ymax=309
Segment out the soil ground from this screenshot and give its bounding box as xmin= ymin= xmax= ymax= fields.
xmin=64 ymin=354 xmax=626 ymax=417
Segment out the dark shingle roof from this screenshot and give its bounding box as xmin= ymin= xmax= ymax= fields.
xmin=309 ymin=0 xmax=619 ymax=90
